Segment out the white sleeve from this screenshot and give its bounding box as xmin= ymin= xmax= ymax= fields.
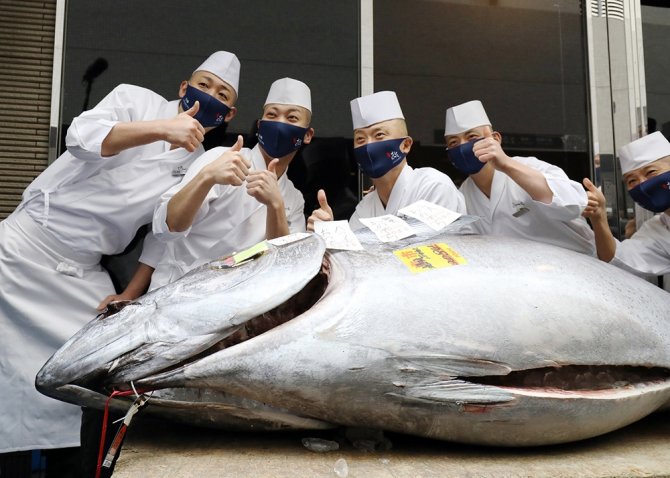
xmin=138 ymin=230 xmax=166 ymax=268
xmin=515 ymin=157 xmax=586 ymax=221
xmin=419 ymin=169 xmax=467 ymax=214
xmin=152 ymin=147 xmax=235 ymax=241
xmin=285 ymin=189 xmax=306 ymax=233
xmin=611 ymin=218 xmax=670 ymax=276
xmin=65 ymin=84 xmax=163 ymax=162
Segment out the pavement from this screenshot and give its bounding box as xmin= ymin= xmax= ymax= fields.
xmin=113 ymin=409 xmax=670 ymax=477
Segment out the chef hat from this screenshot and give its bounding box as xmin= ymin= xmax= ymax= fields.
xmin=193 ymin=51 xmax=241 ymax=96
xmin=444 ymin=100 xmax=492 ymax=136
xmin=618 ymin=131 xmax=670 ymax=174
xmin=264 ymin=77 xmax=312 ymax=113
xmin=350 ymin=91 xmax=404 ymax=130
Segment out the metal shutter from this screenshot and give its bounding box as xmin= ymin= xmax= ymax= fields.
xmin=0 ymin=0 xmax=56 ymax=219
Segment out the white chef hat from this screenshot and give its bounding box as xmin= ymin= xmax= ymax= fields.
xmin=444 ymin=100 xmax=492 ymax=136
xmin=264 ymin=77 xmax=312 ymax=113
xmin=193 ymin=51 xmax=241 ymax=96
xmin=618 ymin=131 xmax=670 ymax=174
xmin=350 ymin=91 xmax=404 ymax=130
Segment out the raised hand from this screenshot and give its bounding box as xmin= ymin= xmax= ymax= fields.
xmin=472 ymin=136 xmax=511 ymax=169
xmin=202 ymin=135 xmax=251 ymax=186
xmin=165 ymin=101 xmax=206 ymax=152
xmin=582 ymin=177 xmax=607 ymax=222
xmin=307 ymin=189 xmax=334 ymax=232
xmin=246 ymin=158 xmax=282 ymax=208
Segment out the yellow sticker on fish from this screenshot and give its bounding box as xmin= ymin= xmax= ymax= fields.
xmin=232 ymin=240 xmax=269 ymax=265
xmin=393 ymin=243 xmax=466 ymax=273
xmin=212 ymin=241 xmax=269 ymax=269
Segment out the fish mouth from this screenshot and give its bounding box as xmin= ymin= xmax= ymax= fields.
xmin=68 ymin=256 xmax=333 ymax=395
xmin=215 ymin=257 xmax=332 ymax=349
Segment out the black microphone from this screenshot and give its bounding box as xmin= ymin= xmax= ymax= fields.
xmin=82 ymin=58 xmax=108 ymax=83
xmin=81 ymin=58 xmax=108 ymax=111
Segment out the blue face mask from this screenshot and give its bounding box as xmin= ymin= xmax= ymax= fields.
xmin=257 ymin=120 xmax=308 ymax=159
xmin=180 ymin=84 xmax=231 ymax=127
xmin=353 ymin=138 xmax=407 ymax=179
xmin=447 ymin=139 xmax=485 ymax=175
xmin=628 ymin=170 xmax=670 ymax=213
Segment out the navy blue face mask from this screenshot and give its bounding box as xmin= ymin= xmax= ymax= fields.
xmin=447 ymin=138 xmax=485 ymax=175
xmin=257 ymin=120 xmax=308 ymax=158
xmin=353 ymin=138 xmax=407 ymax=179
xmin=628 ymin=170 xmax=670 ymax=213
xmin=180 ymin=84 xmax=231 ymax=127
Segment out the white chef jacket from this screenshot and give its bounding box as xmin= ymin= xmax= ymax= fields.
xmin=459 ymin=156 xmax=595 ymax=255
xmin=349 ymin=164 xmax=466 ymax=230
xmin=0 ymin=84 xmax=202 ymax=453
xmin=21 ymin=84 xmax=201 ymax=258
xmin=150 ymin=144 xmax=306 ymax=289
xmin=611 ymin=213 xmax=670 ymax=276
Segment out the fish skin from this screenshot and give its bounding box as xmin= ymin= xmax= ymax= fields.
xmin=37 ymin=227 xmax=670 ymax=446
xmin=36 ymin=234 xmax=326 ymax=392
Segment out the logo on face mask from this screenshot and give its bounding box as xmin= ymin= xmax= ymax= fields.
xmin=446 ymin=139 xmax=485 ymax=175
xmin=353 ymin=138 xmax=407 ymax=179
xmin=387 ymin=150 xmax=402 ymax=161
xmin=180 ymin=84 xmax=231 ymax=128
xmin=257 ymin=120 xmax=308 ymax=158
xmin=628 ymin=170 xmax=670 ymax=213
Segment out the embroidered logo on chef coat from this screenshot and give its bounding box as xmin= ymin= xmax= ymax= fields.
xmin=512 ymin=201 xmax=530 ymax=217
xmin=172 ymin=165 xmax=188 ymax=176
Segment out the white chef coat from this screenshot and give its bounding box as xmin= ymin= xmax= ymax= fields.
xmin=150 ymin=144 xmax=306 ymax=289
xmin=349 ymin=164 xmax=466 ymax=230
xmin=21 ymin=84 xmax=201 ymax=257
xmin=0 ymin=84 xmax=202 ymax=453
xmin=459 ymin=156 xmax=595 ymax=255
xmin=610 ymin=213 xmax=670 ymax=276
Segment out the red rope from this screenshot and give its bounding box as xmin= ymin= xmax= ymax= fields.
xmin=95 ymin=390 xmax=137 ymax=478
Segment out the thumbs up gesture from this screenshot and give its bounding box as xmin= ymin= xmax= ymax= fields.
xmin=246 ymin=156 xmax=283 ymax=209
xmin=582 ymin=177 xmax=607 ymax=222
xmin=202 ymin=135 xmax=250 ymax=186
xmin=165 ymin=100 xmax=206 ymax=152
xmin=307 ymin=189 xmax=334 ymax=232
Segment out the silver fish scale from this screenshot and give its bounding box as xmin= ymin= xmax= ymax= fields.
xmin=37 ymin=227 xmax=670 ymax=446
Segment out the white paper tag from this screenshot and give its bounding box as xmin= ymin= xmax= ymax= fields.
xmin=268 ymin=232 xmax=311 ymax=246
xmin=359 ymin=215 xmax=415 ymax=242
xmin=398 ymin=200 xmax=462 ymax=231
xmin=314 ymin=221 xmax=363 ymax=250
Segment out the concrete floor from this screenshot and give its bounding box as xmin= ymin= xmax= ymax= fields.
xmin=113 ymin=410 xmax=670 ymax=477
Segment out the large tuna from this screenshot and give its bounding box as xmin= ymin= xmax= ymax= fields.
xmin=36 ymin=223 xmax=670 ymax=446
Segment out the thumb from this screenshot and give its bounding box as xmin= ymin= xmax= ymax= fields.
xmin=317 ymin=189 xmax=330 ymax=210
xmin=582 ymin=177 xmax=595 ymax=191
xmin=232 ymin=134 xmax=244 ymax=152
xmin=268 ymin=158 xmax=279 ymax=174
xmin=185 ymin=100 xmax=200 ymax=116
